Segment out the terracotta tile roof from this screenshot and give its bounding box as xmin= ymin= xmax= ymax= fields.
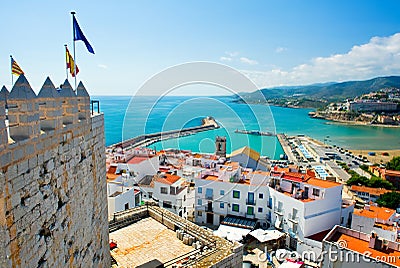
xmin=127 ymin=156 xmax=152 ymax=164
xmin=154 ymin=173 xmax=181 ymax=185
xmin=354 ymin=206 xmax=395 ymax=221
xmin=384 ymin=170 xmax=400 ymax=176
xmin=107 ymin=166 xmax=119 ymax=180
xmin=334 ymin=233 xmax=400 ymax=266
xmin=229 ymin=146 xmax=260 ymax=161
xmin=351 ymin=185 xmax=393 ymax=196
xmin=306 ymin=178 xmax=341 ymax=189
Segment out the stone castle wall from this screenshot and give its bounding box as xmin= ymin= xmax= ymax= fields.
xmin=0 ymin=75 xmax=110 ymax=267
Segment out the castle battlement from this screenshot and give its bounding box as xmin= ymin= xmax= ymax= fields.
xmin=0 ymin=75 xmax=92 ymax=146
xmin=0 ymin=74 xmax=109 ymax=267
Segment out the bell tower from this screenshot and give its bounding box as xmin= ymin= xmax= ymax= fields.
xmin=215 ymin=136 xmax=226 ymax=157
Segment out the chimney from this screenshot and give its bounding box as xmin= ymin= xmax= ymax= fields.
xmin=368 ymin=231 xmax=377 ymax=249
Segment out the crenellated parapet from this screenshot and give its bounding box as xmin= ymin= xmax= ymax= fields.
xmin=0 ymin=74 xmax=109 ymax=267
xmin=37 ymin=77 xmax=63 ymax=131
xmin=76 ymin=81 xmax=91 ymax=121
xmin=59 ymin=79 xmax=78 ymax=125
xmin=0 ymin=75 xmax=97 ymax=145
xmin=7 ymin=75 xmax=40 ymax=142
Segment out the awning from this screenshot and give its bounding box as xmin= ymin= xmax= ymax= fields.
xmin=249 ymin=229 xmax=285 ymax=243
xmin=217 ymin=224 xmax=252 ymax=242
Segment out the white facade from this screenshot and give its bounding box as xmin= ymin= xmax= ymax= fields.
xmin=351 ymin=207 xmax=399 ymax=241
xmin=195 ymin=168 xmax=348 ymax=254
xmin=195 ymin=173 xmax=271 ymax=227
xmin=107 ymin=181 xmax=141 ymax=218
xmin=153 ymin=177 xmax=195 ymax=220
xmin=116 ymin=156 xmax=159 ymax=183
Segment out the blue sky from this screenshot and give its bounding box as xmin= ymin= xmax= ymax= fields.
xmin=1 ymin=0 xmax=400 ymax=95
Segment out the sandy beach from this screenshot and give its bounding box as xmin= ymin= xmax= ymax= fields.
xmin=349 ymin=149 xmax=400 ymax=164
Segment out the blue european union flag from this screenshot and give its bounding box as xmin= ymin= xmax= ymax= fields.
xmin=73 ymin=16 xmax=95 ymax=54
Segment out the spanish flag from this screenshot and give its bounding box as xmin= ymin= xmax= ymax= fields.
xmin=66 ymin=46 xmax=79 ymax=77
xmin=11 ymin=56 xmax=24 ymax=76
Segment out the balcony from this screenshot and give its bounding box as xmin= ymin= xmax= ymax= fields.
xmin=205 ymin=207 xmax=213 ymax=212
xmin=274 ymin=208 xmax=284 ymax=216
xmin=205 ymin=194 xmax=214 ymax=200
xmin=288 ymin=213 xmax=299 ymax=224
xmin=245 ymin=213 xmax=256 ymax=219
xmin=246 ymin=199 xmax=256 ymax=205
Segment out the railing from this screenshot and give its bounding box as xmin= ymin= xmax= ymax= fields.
xmin=274 ymin=208 xmax=284 ymax=216
xmin=205 ymin=194 xmax=213 ymax=200
xmin=164 ymin=240 xmax=217 ymax=267
xmin=288 ymin=213 xmax=299 ymax=224
xmin=245 ymin=213 xmax=256 ymax=219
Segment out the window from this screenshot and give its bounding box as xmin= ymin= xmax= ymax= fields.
xmin=148 ymin=192 xmax=153 ymax=198
xmin=313 ymin=188 xmax=320 ymax=197
xmin=205 ymin=188 xmax=213 ymax=199
xmin=197 ymin=199 xmax=202 ymax=206
xmin=232 ymin=204 xmax=239 ymax=212
xmin=268 ymin=197 xmax=273 ymax=209
xmin=220 ymin=190 xmax=225 ymax=196
xmin=220 ymin=202 xmax=225 ymax=209
xmin=233 ymin=190 xmax=240 ymax=199
xmin=198 ymin=187 xmax=202 ymax=194
xmin=184 ymin=195 xmax=186 ymax=202
xmin=259 ymin=193 xmax=264 ymax=199
xmin=340 ymin=217 xmax=344 ymax=224
xmin=197 ymin=211 xmax=202 ymax=216
xmin=258 ymin=207 xmax=263 ymax=213
xmin=163 ymin=201 xmax=172 ymax=208
xmin=247 ymin=206 xmax=254 ymax=215
xmin=124 ymin=203 xmax=129 ymax=210
xmin=160 ymin=187 xmax=168 ymax=194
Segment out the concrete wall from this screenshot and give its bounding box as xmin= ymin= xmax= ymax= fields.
xmin=0 ymin=76 xmax=110 ymax=267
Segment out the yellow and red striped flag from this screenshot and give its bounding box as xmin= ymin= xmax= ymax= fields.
xmin=11 ymin=57 xmax=24 ymax=76
xmin=66 ymin=46 xmax=79 ymax=77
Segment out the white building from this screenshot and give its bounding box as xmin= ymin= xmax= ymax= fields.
xmin=321 ymin=225 xmax=400 ymax=268
xmin=351 ymin=205 xmax=399 ymax=241
xmin=195 ymin=164 xmax=353 ymax=256
xmin=107 ymin=181 xmax=141 ymax=218
xmin=138 ymin=172 xmax=195 ymax=220
xmin=229 ymin=146 xmax=268 ymax=171
xmin=347 ymin=100 xmax=398 ymax=112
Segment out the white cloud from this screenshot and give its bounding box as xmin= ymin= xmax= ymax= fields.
xmin=220 ymin=56 xmax=232 ymax=62
xmin=226 ymin=51 xmax=239 ymax=57
xmin=275 ymin=47 xmax=287 ymax=53
xmin=98 ymin=64 xmax=108 ymax=69
xmin=240 ymin=57 xmax=258 ymax=65
xmin=243 ymin=33 xmax=400 ymax=88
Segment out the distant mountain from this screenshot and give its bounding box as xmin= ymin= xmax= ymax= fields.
xmin=239 ymin=76 xmax=400 ymax=102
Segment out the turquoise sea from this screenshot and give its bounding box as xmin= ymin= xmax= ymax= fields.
xmin=96 ymin=96 xmax=400 ymax=160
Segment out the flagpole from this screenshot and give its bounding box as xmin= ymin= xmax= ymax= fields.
xmin=10 ymin=55 xmax=13 ymax=86
xmin=71 ymin=11 xmax=77 ymax=90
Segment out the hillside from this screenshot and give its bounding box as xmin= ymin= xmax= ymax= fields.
xmin=238 ymin=76 xmax=400 ymax=103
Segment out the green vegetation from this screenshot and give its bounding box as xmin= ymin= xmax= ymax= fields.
xmin=346 ymin=170 xmax=395 ymax=190
xmin=337 ymin=161 xmax=350 ymax=172
xmin=359 ymin=164 xmax=370 ymax=173
xmin=376 ymin=192 xmax=400 ymax=209
xmin=386 ymin=156 xmax=400 ymax=171
xmin=239 ymin=76 xmax=400 ymax=103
